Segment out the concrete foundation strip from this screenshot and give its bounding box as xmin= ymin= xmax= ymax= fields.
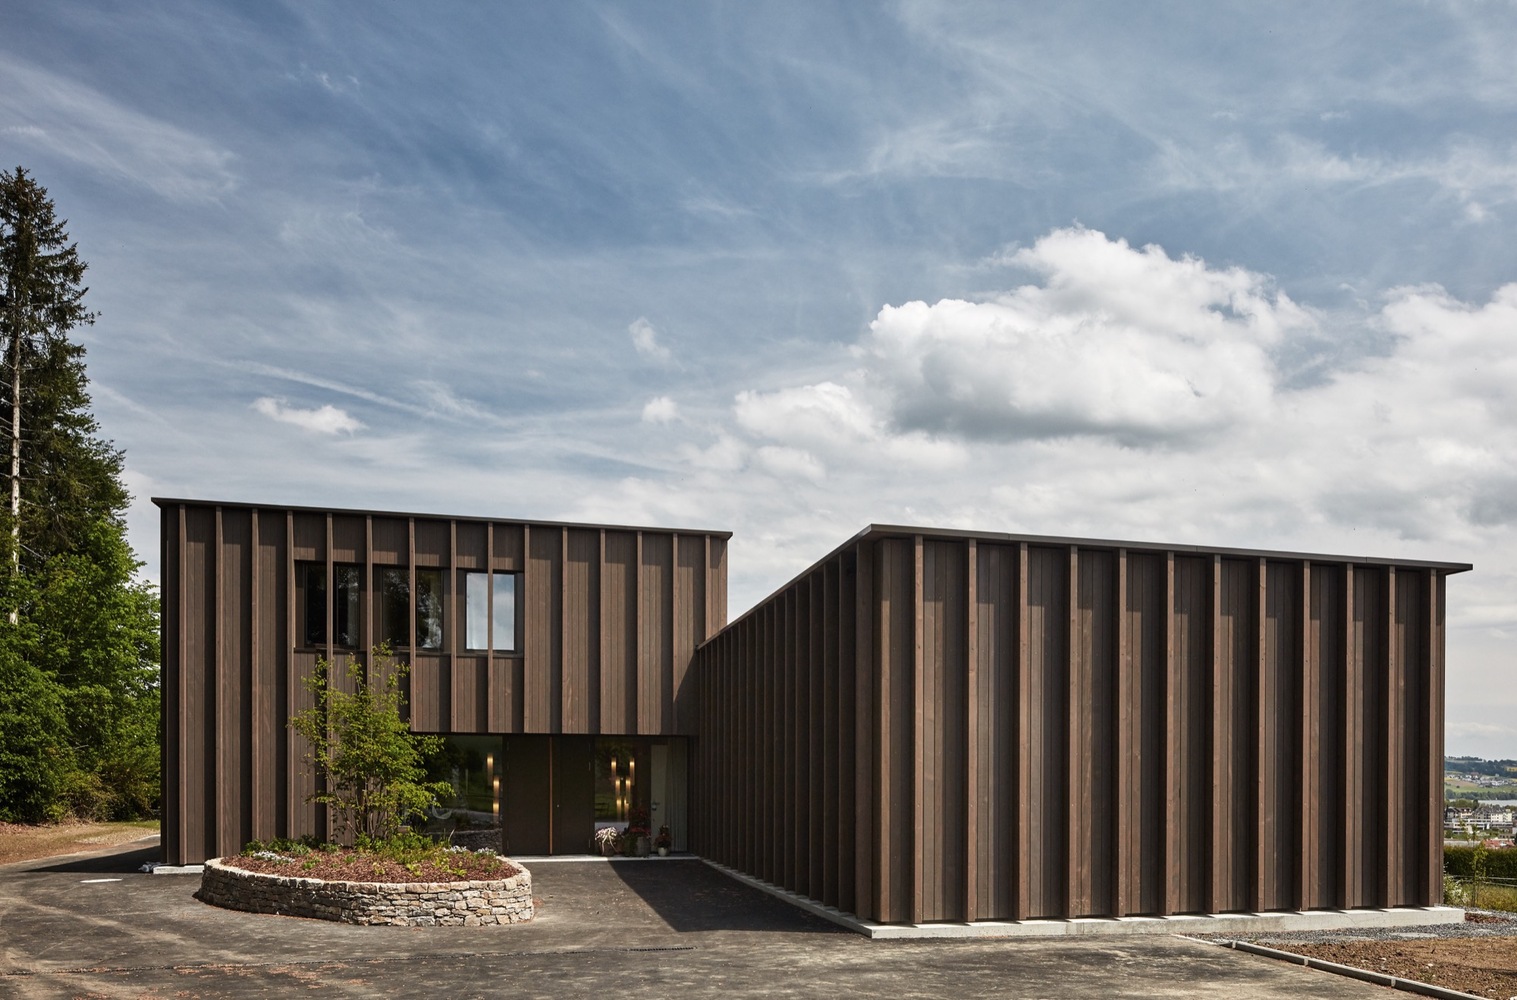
xmin=1188 ymin=937 xmax=1485 ymax=1000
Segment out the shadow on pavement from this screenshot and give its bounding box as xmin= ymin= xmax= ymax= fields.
xmin=28 ymin=842 xmax=162 ymax=874
xmin=603 ymin=858 xmax=845 ymax=935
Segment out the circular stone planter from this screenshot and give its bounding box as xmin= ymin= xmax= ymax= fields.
xmin=196 ymin=857 xmax=534 ymax=926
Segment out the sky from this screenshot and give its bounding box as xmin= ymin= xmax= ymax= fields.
xmin=2 ymin=2 xmax=1515 ymax=756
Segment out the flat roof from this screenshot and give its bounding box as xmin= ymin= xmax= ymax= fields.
xmin=705 ymin=522 xmax=1473 ymax=643
xmin=858 ymin=523 xmax=1474 ymax=574
xmin=150 ymin=497 xmax=734 ymax=540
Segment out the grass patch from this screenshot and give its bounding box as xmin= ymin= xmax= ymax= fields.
xmin=1462 ymin=882 xmax=1517 ymax=913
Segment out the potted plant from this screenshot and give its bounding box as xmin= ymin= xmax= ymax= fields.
xmin=623 ymin=808 xmax=652 ymax=857
xmin=655 ymin=825 xmax=672 ymax=857
xmin=592 ymin=826 xmax=622 ymax=857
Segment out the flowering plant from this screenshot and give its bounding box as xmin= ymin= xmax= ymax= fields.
xmin=655 ymin=825 xmax=672 ymax=849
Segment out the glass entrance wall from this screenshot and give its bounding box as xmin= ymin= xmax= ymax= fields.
xmin=418 ymin=734 xmax=688 ymax=856
xmin=594 ymin=740 xmax=644 ymax=824
xmin=422 ymin=734 xmax=504 ymax=851
xmin=592 ymin=737 xmax=687 ymax=852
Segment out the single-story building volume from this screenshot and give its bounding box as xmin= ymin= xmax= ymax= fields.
xmin=158 ymin=499 xmax=1471 ymax=928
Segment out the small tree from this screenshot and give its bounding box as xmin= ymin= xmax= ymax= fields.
xmin=289 ymin=645 xmax=451 ymax=843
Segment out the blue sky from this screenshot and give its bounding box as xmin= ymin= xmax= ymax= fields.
xmin=4 ymin=2 xmax=1516 ymax=755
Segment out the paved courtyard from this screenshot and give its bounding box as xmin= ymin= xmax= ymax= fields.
xmin=1 ymin=841 xmax=1399 ymax=999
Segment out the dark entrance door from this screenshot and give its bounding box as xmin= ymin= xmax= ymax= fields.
xmin=551 ymin=737 xmax=595 ymax=855
xmin=503 ymin=736 xmax=551 ymax=855
xmin=503 ymin=735 xmax=598 ymax=855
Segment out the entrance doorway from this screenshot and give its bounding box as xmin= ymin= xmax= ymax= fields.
xmin=500 ymin=735 xmax=688 ymax=855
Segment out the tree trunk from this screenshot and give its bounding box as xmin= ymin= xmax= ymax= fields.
xmin=9 ymin=322 xmax=18 ymax=624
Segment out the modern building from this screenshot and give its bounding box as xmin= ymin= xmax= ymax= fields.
xmin=158 ymin=498 xmax=1471 ymax=927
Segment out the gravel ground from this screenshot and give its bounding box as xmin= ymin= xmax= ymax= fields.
xmin=1199 ymin=908 xmax=1517 ymax=946
xmin=1194 ymin=910 xmax=1517 ymax=999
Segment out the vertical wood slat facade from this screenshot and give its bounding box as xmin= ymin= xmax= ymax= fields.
xmin=692 ymin=526 xmax=1465 ymax=925
xmin=158 ymin=500 xmax=729 ymax=865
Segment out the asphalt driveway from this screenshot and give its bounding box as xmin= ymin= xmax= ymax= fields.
xmin=1 ymin=842 xmax=1397 ymax=999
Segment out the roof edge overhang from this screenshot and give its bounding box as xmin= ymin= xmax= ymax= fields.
xmin=149 ymin=497 xmax=734 ymax=541
xmin=698 ymin=522 xmax=1473 ymax=650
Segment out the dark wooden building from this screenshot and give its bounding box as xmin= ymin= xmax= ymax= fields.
xmin=691 ymin=526 xmax=1470 ymax=923
xmin=160 ymin=501 xmax=1470 ymax=927
xmin=157 ymin=499 xmax=729 ymax=865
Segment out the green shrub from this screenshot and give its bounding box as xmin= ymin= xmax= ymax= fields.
xmin=1445 ymin=843 xmax=1517 ymax=881
xmin=0 ymin=650 xmax=71 ymax=822
xmin=288 ymin=645 xmax=451 ymax=842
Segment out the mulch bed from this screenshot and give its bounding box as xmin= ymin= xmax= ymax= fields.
xmin=225 ymin=852 xmax=521 ymax=884
xmin=1281 ymin=936 xmax=1517 ymax=999
xmin=1236 ymin=914 xmax=1517 ymax=1000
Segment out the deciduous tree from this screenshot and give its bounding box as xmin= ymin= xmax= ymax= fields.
xmin=289 ymin=646 xmax=452 ymax=842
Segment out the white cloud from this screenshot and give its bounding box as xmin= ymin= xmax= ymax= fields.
xmin=629 ymin=317 xmax=672 ymax=363
xmin=754 ymin=445 xmax=825 ymax=484
xmin=735 ymin=381 xmax=968 ymax=470
xmin=252 ymin=397 xmax=364 ymax=435
xmin=590 ymin=228 xmax=1514 ymax=665
xmin=859 ymin=227 xmax=1312 ymax=444
xmin=735 ymin=381 xmax=875 ymax=443
xmin=641 ymin=395 xmax=679 ymax=423
xmin=677 ymin=433 xmax=748 ymax=472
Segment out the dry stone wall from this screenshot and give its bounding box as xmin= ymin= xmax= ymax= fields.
xmin=197 ymin=858 xmax=534 ymax=926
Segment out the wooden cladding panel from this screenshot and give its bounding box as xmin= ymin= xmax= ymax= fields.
xmin=1305 ymin=565 xmax=1346 ymax=909
xmin=1024 ymin=546 xmax=1069 ymax=919
xmin=1214 ymin=559 xmax=1258 ymax=911
xmin=291 ymin=513 xmax=323 ymax=562
xmin=689 ymin=532 xmax=1451 ymax=926
xmin=919 ymin=540 xmax=968 ymax=922
xmin=1122 ymin=553 xmax=1166 ymax=915
xmin=1070 ymin=548 xmax=1116 ymax=918
xmin=563 ymin=529 xmax=600 ymax=733
xmin=251 ymin=510 xmax=288 ymax=840
xmin=674 ymin=535 xmax=706 ymax=734
xmin=973 ymin=543 xmax=1016 ymax=920
xmin=491 ymin=523 xmax=525 ymax=571
xmin=601 ymin=531 xmax=638 ymax=735
xmin=453 ymin=521 xmax=486 ymax=570
xmin=1391 ymin=570 xmax=1428 ymax=906
xmin=413 ymin=521 xmax=448 ymax=567
xmin=161 ymin=503 xmax=727 ymax=863
xmin=639 ymin=533 xmax=673 ymax=734
xmin=217 ymin=511 xmax=253 ymax=856
xmin=877 ymin=538 xmax=915 ymax=923
xmin=329 ymin=515 xmax=363 ymax=564
xmin=1260 ymin=562 xmax=1303 ymax=911
xmin=369 ymin=517 xmax=406 ymax=565
xmin=525 ymin=526 xmax=562 ymax=732
xmin=1349 ymin=567 xmax=1388 ymax=907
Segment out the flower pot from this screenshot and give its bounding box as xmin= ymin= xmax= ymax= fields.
xmin=635 ymin=836 xmax=651 ymax=857
xmin=657 ymin=846 xmax=668 ymax=857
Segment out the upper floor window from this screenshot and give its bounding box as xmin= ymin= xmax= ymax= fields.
xmin=299 ymin=563 xmax=359 ymax=648
xmin=374 ymin=566 xmax=444 ymax=651
xmin=465 ymin=571 xmax=517 ymax=652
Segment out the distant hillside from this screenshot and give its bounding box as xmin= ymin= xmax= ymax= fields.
xmin=1447 ymin=756 xmax=1517 ymax=801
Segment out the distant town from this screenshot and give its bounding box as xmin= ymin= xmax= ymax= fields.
xmin=1445 ymin=756 xmax=1517 ymax=845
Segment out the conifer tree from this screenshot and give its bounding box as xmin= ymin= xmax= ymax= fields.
xmin=0 ymin=167 xmax=126 ymax=574
xmin=0 ymin=167 xmax=157 ymax=822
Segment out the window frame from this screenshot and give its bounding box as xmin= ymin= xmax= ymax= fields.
xmin=463 ymin=570 xmax=520 ymax=653
xmin=295 ymin=561 xmax=362 ymax=650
